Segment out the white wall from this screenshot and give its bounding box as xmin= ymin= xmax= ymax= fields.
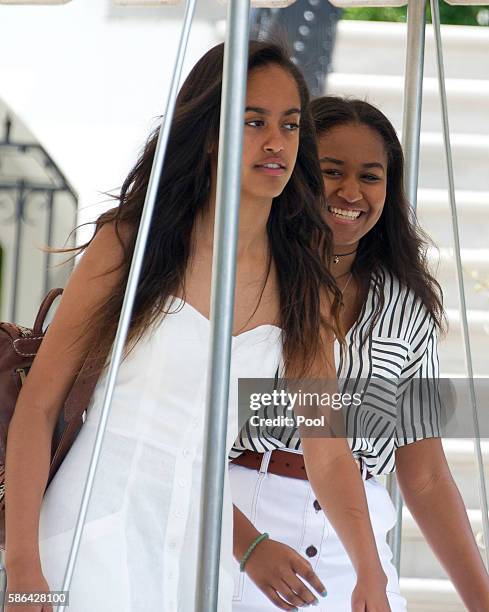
xmin=0 ymin=0 xmax=227 ymax=322
xmin=0 ymin=0 xmax=225 ymax=241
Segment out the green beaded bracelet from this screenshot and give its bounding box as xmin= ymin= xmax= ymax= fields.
xmin=239 ymin=532 xmax=269 ymax=572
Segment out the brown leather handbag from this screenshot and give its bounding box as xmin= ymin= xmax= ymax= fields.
xmin=0 ymin=288 xmax=101 ymax=546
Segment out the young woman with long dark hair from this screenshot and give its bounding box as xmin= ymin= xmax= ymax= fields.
xmin=230 ymin=97 xmax=489 ymax=611
xmin=4 ymin=49 xmax=392 ymax=612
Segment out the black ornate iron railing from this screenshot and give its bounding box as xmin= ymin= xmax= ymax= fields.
xmin=0 ymin=115 xmax=78 ymax=321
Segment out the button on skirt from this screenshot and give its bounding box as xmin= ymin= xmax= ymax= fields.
xmin=229 ymin=458 xmax=407 ymax=611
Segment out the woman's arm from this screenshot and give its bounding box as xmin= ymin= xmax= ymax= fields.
xmin=233 ymin=504 xmax=326 ymax=611
xmin=301 ymin=438 xmax=387 ymax=579
xmin=396 ymin=438 xmax=489 ymax=612
xmin=233 ymin=505 xmax=326 ymax=611
xmin=296 ymin=331 xmax=390 ymax=611
xmin=301 ymin=437 xmax=390 ymax=611
xmin=5 ymin=223 xmax=129 ymax=577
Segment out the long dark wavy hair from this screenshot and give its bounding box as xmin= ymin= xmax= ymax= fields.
xmin=310 ymin=96 xmax=445 ymax=332
xmin=69 ymin=42 xmax=343 ymax=377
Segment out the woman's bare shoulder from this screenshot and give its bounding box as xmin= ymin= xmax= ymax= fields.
xmin=15 ymin=220 xmax=135 ymax=421
xmin=82 ymin=219 xmax=134 ymax=273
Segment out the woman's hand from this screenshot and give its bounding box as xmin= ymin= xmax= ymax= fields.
xmin=245 ymin=537 xmax=326 ymax=610
xmin=351 ymin=569 xmax=390 ymax=612
xmin=5 ymin=568 xmax=53 ymax=612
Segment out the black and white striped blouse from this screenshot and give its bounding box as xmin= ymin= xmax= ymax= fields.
xmin=230 ymin=267 xmax=442 ymax=476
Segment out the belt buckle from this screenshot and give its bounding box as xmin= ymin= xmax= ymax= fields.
xmin=259 ymin=451 xmax=272 ymax=474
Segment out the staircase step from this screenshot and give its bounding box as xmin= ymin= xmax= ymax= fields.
xmin=400 ymin=577 xmax=464 ymax=611
xmin=333 ymin=20 xmax=489 ymax=80
xmin=401 ymin=506 xmax=485 ymax=580
xmin=397 ymin=442 xmax=488 ymax=594
xmin=417 ymin=189 xmax=489 ymax=251
xmin=327 ymin=72 xmax=489 ymax=135
xmin=438 ymin=440 xmax=489 ymax=509
xmin=439 ymin=309 xmax=489 ymax=375
xmin=445 ymin=307 xmax=489 ymax=327
xmin=427 ymin=248 xmax=489 ymax=310
xmin=416 ymin=132 xmax=489 ymax=191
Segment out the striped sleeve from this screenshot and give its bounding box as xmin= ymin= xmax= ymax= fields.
xmin=395 ymin=314 xmax=442 ymax=447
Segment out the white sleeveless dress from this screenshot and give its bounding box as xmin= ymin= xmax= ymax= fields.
xmin=39 ymin=297 xmax=282 ymax=611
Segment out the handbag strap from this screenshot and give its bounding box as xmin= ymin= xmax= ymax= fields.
xmin=49 ymin=353 xmax=104 ymax=483
xmin=48 ymin=413 xmax=84 ymax=485
xmin=64 ymin=355 xmax=101 ymax=421
xmin=33 ymin=288 xmax=63 ymax=334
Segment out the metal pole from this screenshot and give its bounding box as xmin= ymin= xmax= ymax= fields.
xmin=430 ymin=0 xmax=489 ymax=567
xmin=195 ymin=2 xmax=250 ymax=609
xmin=385 ymin=475 xmax=403 ymax=573
xmin=402 ymin=0 xmax=427 ymax=211
xmin=56 ymin=2 xmax=197 ymax=609
xmin=0 ymin=552 xmax=6 ymax=610
xmin=10 ymin=182 xmax=25 ymax=322
xmin=43 ymin=190 xmax=55 ymax=295
xmin=387 ymin=0 xmax=427 ymax=573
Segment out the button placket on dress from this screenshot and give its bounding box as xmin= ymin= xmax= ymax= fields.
xmin=162 ymin=379 xmax=206 ymax=609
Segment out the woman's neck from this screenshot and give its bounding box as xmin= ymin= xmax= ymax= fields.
xmin=330 ymin=243 xmax=359 ymax=279
xmin=198 ymin=187 xmax=272 ymax=258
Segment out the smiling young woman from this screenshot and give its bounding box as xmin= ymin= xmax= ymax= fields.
xmin=230 ymin=98 xmax=489 ymax=612
xmin=320 ymin=122 xmax=387 ymax=245
xmin=315 ymin=98 xmax=489 ymax=612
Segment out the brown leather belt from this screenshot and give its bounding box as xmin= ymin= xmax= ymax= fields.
xmin=231 ymin=449 xmax=374 ymax=482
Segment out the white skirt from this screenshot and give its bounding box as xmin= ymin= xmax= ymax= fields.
xmin=229 ymin=451 xmax=407 ymax=612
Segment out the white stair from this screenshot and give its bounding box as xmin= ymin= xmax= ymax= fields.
xmin=398 ymin=442 xmax=488 ymax=610
xmin=428 ymin=248 xmax=489 ymax=310
xmin=401 ymin=507 xmax=485 ymax=580
xmin=332 ymin=20 xmax=489 ymax=79
xmin=440 ymin=440 xmax=489 ymax=509
xmin=400 ymin=578 xmax=463 ymax=612
xmin=417 ymin=132 xmax=489 ymax=191
xmin=400 ymin=441 xmax=489 ymax=585
xmin=330 ymin=18 xmax=489 ymax=610
xmin=327 ymin=72 xmax=489 ymax=135
xmin=438 ymin=311 xmax=489 ymax=373
xmin=417 ymin=189 xmax=488 ymax=249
